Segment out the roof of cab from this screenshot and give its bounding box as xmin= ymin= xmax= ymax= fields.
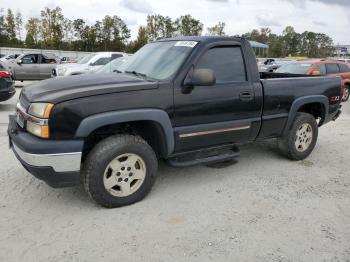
xmin=155 ymin=36 xmax=244 ymax=43
xmin=154 ymin=36 xmax=269 ymax=49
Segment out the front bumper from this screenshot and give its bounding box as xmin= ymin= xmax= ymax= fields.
xmin=8 ymin=115 xmax=84 ymax=188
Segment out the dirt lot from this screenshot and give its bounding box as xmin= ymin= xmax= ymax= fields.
xmin=0 ymin=83 xmax=349 ymax=262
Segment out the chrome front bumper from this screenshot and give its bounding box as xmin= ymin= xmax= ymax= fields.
xmin=12 ymin=142 xmax=82 ymax=172
xmin=8 ymin=114 xmax=83 ymax=187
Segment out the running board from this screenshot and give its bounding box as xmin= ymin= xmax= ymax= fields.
xmin=167 ymin=145 xmax=240 ymax=167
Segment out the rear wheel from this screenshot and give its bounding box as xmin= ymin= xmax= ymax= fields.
xmin=278 ymin=112 xmax=318 ymax=160
xmin=82 ymin=134 xmax=158 ymax=208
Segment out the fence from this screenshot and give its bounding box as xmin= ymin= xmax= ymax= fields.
xmin=0 ymin=47 xmax=93 ymax=58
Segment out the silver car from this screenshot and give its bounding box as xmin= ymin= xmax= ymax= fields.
xmin=52 ymin=52 xmax=127 ymax=77
xmin=4 ymin=53 xmax=59 ymax=80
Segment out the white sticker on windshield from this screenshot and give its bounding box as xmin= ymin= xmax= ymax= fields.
xmin=174 ymin=41 xmax=198 ymax=48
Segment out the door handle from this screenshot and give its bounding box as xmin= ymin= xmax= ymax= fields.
xmin=239 ymin=91 xmax=253 ymax=101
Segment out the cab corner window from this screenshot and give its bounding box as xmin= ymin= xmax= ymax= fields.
xmin=196 ymin=46 xmax=247 ymax=83
xmin=41 ymin=56 xmax=56 ymax=64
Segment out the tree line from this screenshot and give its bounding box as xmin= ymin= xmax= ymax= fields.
xmin=242 ymin=26 xmax=335 ymax=58
xmin=0 ymin=6 xmax=335 ymax=57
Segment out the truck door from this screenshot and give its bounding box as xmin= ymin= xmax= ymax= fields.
xmin=173 ymin=44 xmax=261 ymax=152
xmin=14 ymin=54 xmax=40 ymax=80
xmin=39 ymin=54 xmax=57 ymax=79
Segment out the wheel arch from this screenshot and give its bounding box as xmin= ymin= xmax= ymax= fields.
xmin=75 ymin=109 xmax=174 ymax=158
xmin=282 ymin=95 xmax=329 ymax=136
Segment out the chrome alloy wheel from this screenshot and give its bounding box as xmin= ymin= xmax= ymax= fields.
xmin=294 ymin=123 xmax=313 ymax=152
xmin=103 ymin=153 xmax=146 ymax=197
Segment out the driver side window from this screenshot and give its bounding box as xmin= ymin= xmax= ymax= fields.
xmin=195 ymin=46 xmax=247 ymax=83
xmin=21 ymin=54 xmax=39 ymax=64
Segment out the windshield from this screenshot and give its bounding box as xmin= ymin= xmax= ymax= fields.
xmin=77 ymin=53 xmax=96 ymax=64
xmin=276 ymin=63 xmax=311 ymax=74
xmin=118 ymin=41 xmax=197 ymax=80
xmin=96 ymin=57 xmax=128 ymax=73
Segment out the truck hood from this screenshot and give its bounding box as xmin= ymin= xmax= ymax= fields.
xmin=21 ymin=73 xmax=158 ymax=104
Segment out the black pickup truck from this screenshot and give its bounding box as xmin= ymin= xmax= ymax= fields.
xmin=8 ymin=36 xmax=342 ymax=207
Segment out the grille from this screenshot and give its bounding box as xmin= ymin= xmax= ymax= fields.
xmin=19 ymin=93 xmax=30 ymax=110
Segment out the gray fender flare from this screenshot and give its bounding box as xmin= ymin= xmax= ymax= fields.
xmin=283 ymin=95 xmax=329 ymax=136
xmin=75 ymin=109 xmax=174 ymax=155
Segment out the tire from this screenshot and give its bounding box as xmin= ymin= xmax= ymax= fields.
xmin=82 ymin=134 xmax=158 ymax=208
xmin=343 ymin=86 xmax=350 ymax=102
xmin=278 ymin=112 xmax=318 ymax=161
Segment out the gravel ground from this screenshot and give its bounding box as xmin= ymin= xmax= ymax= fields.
xmin=0 ymin=82 xmax=349 ymax=262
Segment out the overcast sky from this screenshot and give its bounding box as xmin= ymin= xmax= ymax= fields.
xmin=5 ymin=0 xmax=350 ymax=44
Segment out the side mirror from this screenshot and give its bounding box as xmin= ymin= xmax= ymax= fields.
xmin=17 ymin=59 xmax=22 ymax=64
xmin=184 ymin=68 xmax=216 ymax=87
xmin=311 ymin=70 xmax=321 ymax=76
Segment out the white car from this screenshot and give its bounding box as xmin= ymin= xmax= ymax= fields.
xmin=52 ymin=52 xmax=127 ymax=77
xmin=337 ymin=58 xmax=350 ymax=64
xmin=0 ymin=54 xmax=20 ymax=62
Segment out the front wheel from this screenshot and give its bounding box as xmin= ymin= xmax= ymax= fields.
xmin=343 ymin=86 xmax=349 ymax=102
xmin=278 ymin=112 xmax=318 ymax=160
xmin=82 ymin=135 xmax=158 ymax=208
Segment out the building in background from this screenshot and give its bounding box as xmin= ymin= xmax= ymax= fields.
xmin=249 ymin=41 xmax=269 ymax=57
xmin=335 ymin=45 xmax=350 ymax=57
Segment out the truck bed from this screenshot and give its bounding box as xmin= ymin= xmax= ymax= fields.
xmin=257 ymin=74 xmax=342 ymax=139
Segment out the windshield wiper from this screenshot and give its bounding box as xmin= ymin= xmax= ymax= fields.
xmin=113 ymin=69 xmax=123 ymax=73
xmin=124 ymin=70 xmax=147 ymax=79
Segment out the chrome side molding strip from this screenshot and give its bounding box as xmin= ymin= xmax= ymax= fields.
xmin=179 ymin=125 xmax=251 ymax=138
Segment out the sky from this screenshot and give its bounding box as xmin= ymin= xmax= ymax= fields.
xmin=3 ymin=0 xmax=350 ymax=44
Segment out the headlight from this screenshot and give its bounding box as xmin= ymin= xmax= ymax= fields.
xmin=26 ymin=103 xmax=53 ymax=138
xmin=58 ymin=67 xmax=67 ymax=75
xmin=28 ymin=103 xmax=53 ymax=118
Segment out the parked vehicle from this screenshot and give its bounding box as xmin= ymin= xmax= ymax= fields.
xmin=257 ymin=58 xmax=291 ymax=72
xmin=3 ymin=53 xmax=59 ymax=81
xmin=52 ymin=52 xmax=126 ymax=77
xmin=0 ymin=63 xmax=15 ymax=102
xmin=276 ymin=60 xmax=350 ymax=101
xmin=0 ymin=54 xmax=20 ymax=62
xmin=95 ymin=56 xmax=130 ymax=74
xmin=8 ymin=36 xmax=342 ymax=207
xmin=335 ymin=58 xmax=350 ymax=64
xmin=60 ymin=56 xmax=78 ymax=64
